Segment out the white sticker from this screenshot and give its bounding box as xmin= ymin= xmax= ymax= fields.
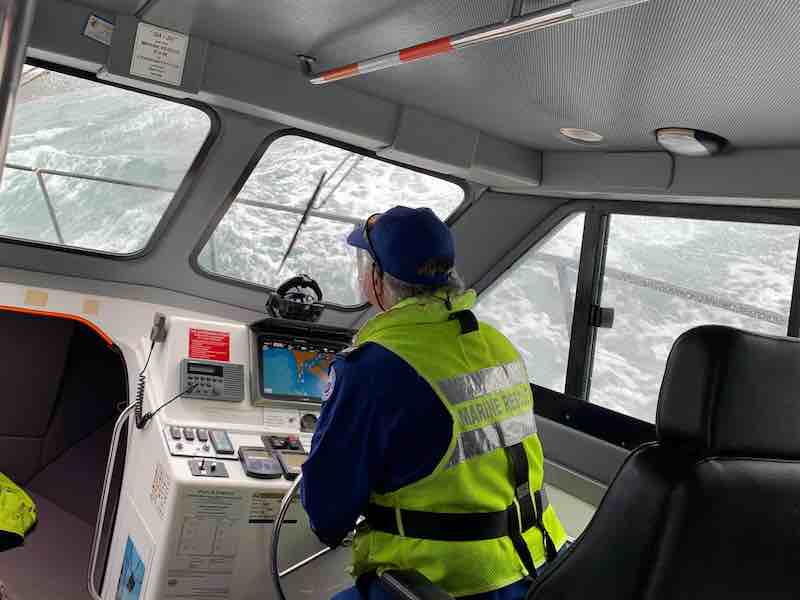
xmin=263 ymin=408 xmax=300 ymax=430
xmin=83 ymin=14 xmax=114 ymax=46
xmin=248 ymin=492 xmax=285 ymax=524
xmin=150 ymin=462 xmax=171 ymax=518
xmin=129 ymin=22 xmax=188 ymax=86
xmin=165 ymin=489 xmax=244 ymax=599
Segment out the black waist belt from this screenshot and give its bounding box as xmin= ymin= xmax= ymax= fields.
xmin=365 ymin=488 xmax=551 ymax=543
xmin=365 ymin=442 xmax=559 ymax=576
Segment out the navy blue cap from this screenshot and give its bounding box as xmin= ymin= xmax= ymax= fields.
xmin=347 ymin=206 xmax=455 ymax=286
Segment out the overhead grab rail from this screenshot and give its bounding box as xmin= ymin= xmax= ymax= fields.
xmin=307 ymin=0 xmax=651 ymax=84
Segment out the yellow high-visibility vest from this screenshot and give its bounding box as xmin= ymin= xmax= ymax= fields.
xmin=0 ymin=473 xmax=37 ymax=543
xmin=350 ymin=290 xmax=568 ymax=597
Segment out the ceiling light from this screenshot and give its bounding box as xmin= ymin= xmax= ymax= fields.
xmin=560 ymin=127 xmax=604 ymax=143
xmin=655 ymin=128 xmax=726 ymax=157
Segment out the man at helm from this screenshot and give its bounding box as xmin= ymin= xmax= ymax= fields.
xmin=302 ymin=206 xmax=568 ymax=600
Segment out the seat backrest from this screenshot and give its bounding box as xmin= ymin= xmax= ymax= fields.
xmin=530 ymin=325 xmax=800 ymax=600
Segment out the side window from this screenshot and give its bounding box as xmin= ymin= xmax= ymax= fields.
xmin=590 ymin=215 xmax=800 ymax=422
xmin=1 ymin=65 xmax=212 ymax=254
xmin=475 ymin=213 xmax=585 ymax=392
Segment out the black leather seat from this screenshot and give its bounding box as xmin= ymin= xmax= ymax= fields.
xmin=380 ymin=325 xmax=800 ymax=600
xmin=528 ymin=325 xmax=800 ymax=600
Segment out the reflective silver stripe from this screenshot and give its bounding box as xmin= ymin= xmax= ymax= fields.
xmin=447 ymin=409 xmax=537 ymax=468
xmin=438 ymin=360 xmax=528 ymax=406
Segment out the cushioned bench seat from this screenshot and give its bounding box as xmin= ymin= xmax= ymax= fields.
xmin=0 ymin=492 xmax=93 ymax=600
xmin=0 ymin=422 xmax=116 ymax=600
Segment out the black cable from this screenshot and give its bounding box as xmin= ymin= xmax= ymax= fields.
xmin=138 ymin=383 xmax=199 ymax=429
xmin=134 ymin=340 xmax=156 ymax=428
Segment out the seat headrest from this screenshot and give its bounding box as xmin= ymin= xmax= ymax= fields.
xmin=657 ymin=325 xmax=800 ymax=457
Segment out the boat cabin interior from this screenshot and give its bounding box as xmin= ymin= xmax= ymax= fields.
xmin=0 ymin=0 xmax=800 ymax=599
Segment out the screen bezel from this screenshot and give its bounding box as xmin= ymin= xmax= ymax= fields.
xmin=257 ymin=334 xmax=337 ymax=403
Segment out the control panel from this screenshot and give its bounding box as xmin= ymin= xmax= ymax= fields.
xmin=180 ymin=358 xmax=245 ymax=402
xmin=164 ymin=425 xmax=215 ymax=457
xmin=163 ymin=427 xmax=311 ymax=460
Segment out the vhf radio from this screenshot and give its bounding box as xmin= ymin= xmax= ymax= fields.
xmin=180 ymin=359 xmax=245 ymax=402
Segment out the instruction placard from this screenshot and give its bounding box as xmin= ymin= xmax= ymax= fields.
xmin=165 ymin=489 xmax=244 ymax=599
xmin=129 ymin=22 xmax=188 ymax=86
xmin=248 ymin=492 xmax=286 ymax=524
xmin=189 ymin=329 xmax=230 ymax=362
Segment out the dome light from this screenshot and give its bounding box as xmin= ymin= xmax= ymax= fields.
xmin=656 ymin=128 xmax=726 ymax=157
xmin=560 ymin=127 xmax=604 ymax=143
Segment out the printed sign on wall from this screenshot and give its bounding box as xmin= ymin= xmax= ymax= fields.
xmin=189 ymin=328 xmax=230 ymax=362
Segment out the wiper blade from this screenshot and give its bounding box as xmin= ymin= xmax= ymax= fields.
xmin=316 ymin=155 xmax=363 ymax=209
xmin=277 ymin=170 xmax=327 ymax=275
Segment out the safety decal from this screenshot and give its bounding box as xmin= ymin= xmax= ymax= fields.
xmin=189 ymin=328 xmax=230 ymax=362
xmin=116 ymin=537 xmax=145 ymax=600
xmin=83 ymin=14 xmax=114 ymax=46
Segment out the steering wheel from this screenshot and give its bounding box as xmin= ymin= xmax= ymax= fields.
xmin=271 ymin=474 xmax=337 ymax=600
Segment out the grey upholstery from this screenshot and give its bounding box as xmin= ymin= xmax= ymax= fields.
xmin=28 ymin=421 xmax=114 ymax=526
xmin=39 ymin=325 xmax=125 ymax=467
xmin=0 ymin=492 xmax=93 ymax=600
xmin=0 ymin=312 xmax=124 ymax=483
xmin=0 ymin=312 xmax=74 ymax=438
xmin=0 ymin=312 xmax=125 ymax=600
xmin=0 ymin=423 xmax=115 ymax=600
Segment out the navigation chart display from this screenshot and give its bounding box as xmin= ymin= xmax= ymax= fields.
xmin=261 ymin=339 xmax=335 ymax=401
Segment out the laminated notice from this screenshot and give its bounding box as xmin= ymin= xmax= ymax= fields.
xmin=129 ymin=22 xmax=188 ymax=86
xmin=165 ymin=489 xmax=244 ymax=599
xmin=189 ymin=329 xmax=230 ymax=362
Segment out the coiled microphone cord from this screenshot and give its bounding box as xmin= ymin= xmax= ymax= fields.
xmin=134 ymin=340 xmax=157 ymax=429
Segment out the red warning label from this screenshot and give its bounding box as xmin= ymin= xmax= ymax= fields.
xmin=189 ymin=328 xmax=230 ymax=362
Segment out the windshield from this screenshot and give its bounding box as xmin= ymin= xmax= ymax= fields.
xmin=197 ymin=135 xmax=464 ymax=306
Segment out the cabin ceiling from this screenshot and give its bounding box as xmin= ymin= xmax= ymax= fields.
xmin=71 ymin=0 xmax=800 ymax=152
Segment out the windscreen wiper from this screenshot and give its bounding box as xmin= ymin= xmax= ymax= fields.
xmin=277 ymin=170 xmax=327 ymax=275
xmin=316 ymin=155 xmax=363 ymax=209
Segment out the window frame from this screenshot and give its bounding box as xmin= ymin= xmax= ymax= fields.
xmin=475 ymin=198 xmax=800 ymax=446
xmin=0 ymin=57 xmax=221 ymax=260
xmin=189 ymin=128 xmax=471 ymax=311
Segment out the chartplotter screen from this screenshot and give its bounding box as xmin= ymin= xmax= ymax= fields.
xmin=260 ymin=338 xmax=335 ymax=402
